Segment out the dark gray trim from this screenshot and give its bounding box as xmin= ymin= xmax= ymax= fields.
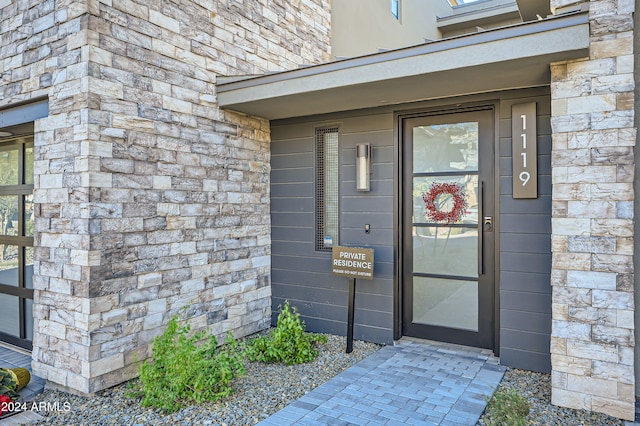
xmin=0 ymin=100 xmax=49 ymax=128
xmin=493 ymin=102 xmax=502 ymax=356
xmin=386 ymin=93 xmax=529 ymax=346
xmin=218 ymin=12 xmax=587 ymax=92
xmin=394 ymin=100 xmax=500 ymax=348
xmin=399 ymin=107 xmax=496 ymax=349
xmin=393 ymin=112 xmax=402 ymax=341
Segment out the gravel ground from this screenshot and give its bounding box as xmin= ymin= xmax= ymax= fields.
xmin=477 ymin=368 xmax=628 ymax=426
xmin=26 ymin=334 xmax=381 ymax=426
xmin=20 ymin=336 xmax=633 ymax=425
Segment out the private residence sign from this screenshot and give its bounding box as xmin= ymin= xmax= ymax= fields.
xmin=331 ymin=246 xmax=374 ymax=280
xmin=331 ymin=245 xmax=375 ymax=354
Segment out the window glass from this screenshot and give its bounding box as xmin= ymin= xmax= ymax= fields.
xmin=25 ymin=142 xmax=34 ymax=185
xmin=448 ymin=0 xmax=483 ymax=6
xmin=0 ymin=196 xmax=19 ymax=236
xmin=24 ymin=194 xmax=34 ymax=237
xmin=315 ymin=128 xmax=340 ymax=251
xmin=25 ymin=247 xmax=34 ymax=290
xmin=413 ymin=122 xmax=478 ymax=172
xmin=413 ymin=277 xmax=478 ymax=331
xmin=25 ymin=298 xmax=33 ymax=341
xmin=0 ymin=294 xmax=19 ymax=336
xmin=0 ymin=146 xmax=19 ymax=186
xmin=390 ymin=0 xmax=400 ymax=19
xmin=0 ymin=244 xmax=18 ymax=287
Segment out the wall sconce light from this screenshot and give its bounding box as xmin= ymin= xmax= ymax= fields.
xmin=356 ymin=143 xmax=371 ymax=191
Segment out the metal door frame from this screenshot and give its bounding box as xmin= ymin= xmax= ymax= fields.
xmin=393 ymin=103 xmax=500 ymax=353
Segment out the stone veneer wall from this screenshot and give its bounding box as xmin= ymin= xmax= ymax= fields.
xmin=1 ymin=0 xmax=330 ymax=394
xmin=550 ymin=0 xmax=635 ymax=420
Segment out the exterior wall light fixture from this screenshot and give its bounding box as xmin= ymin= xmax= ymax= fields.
xmin=356 ymin=143 xmax=371 ymax=191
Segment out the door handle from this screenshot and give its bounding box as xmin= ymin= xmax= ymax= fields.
xmin=479 ymin=181 xmax=484 ymax=276
xmin=484 ymin=216 xmax=493 ymax=232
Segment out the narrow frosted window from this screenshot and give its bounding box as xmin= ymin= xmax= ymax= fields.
xmin=315 ymin=128 xmax=339 ymax=251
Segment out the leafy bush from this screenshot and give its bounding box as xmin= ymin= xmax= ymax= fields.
xmin=484 ymin=388 xmax=530 ymax=426
xmin=246 ymin=300 xmax=327 ymax=365
xmin=0 ymin=369 xmax=18 ymax=401
xmin=138 ymin=316 xmax=245 ymax=413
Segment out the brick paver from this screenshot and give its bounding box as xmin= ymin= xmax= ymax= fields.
xmin=259 ymin=338 xmax=505 ymax=426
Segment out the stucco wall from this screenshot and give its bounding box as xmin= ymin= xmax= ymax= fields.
xmin=1 ymin=0 xmax=330 ymax=394
xmin=331 ymin=0 xmax=450 ymax=59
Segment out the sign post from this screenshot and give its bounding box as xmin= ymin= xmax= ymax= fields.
xmin=347 ymin=277 xmax=356 ymax=353
xmin=331 ymin=246 xmax=374 ymax=353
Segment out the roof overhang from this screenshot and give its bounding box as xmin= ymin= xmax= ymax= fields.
xmin=217 ymin=13 xmax=589 ymax=120
xmin=437 ymin=2 xmax=522 ymax=33
xmin=515 ymin=0 xmax=551 ymax=21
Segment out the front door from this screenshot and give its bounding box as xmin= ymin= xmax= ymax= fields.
xmin=402 ymin=109 xmax=495 ymax=349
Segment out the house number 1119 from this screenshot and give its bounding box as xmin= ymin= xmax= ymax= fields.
xmin=519 ymin=116 xmax=530 ymax=185
xmin=512 ymin=103 xmax=537 ymax=199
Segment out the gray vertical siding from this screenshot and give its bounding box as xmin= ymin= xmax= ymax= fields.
xmin=271 ymin=113 xmax=395 ymax=345
xmin=498 ymin=89 xmax=552 ymax=373
xmin=270 ymin=89 xmax=553 ymax=370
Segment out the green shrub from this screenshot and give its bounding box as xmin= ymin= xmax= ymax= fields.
xmin=0 ymin=369 xmax=18 ymax=401
xmin=246 ymin=300 xmax=327 ymax=365
xmin=484 ymin=388 xmax=530 ymax=426
xmin=138 ymin=316 xmax=245 ymax=413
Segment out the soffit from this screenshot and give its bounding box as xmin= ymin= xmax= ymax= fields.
xmin=437 ymin=2 xmax=521 ymax=33
xmin=516 ymin=0 xmax=552 ymax=21
xmin=217 ymin=13 xmax=588 ymax=120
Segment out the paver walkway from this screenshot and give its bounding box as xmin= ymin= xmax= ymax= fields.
xmin=259 ymin=337 xmax=506 ymax=426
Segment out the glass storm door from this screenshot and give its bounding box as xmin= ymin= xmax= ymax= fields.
xmin=402 ymin=109 xmax=495 ymax=349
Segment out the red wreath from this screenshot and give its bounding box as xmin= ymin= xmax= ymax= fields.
xmin=422 ymin=182 xmax=468 ymax=223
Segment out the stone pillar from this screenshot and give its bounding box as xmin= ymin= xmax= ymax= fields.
xmin=26 ymin=0 xmax=331 ymax=394
xmin=550 ymin=0 xmax=636 ymax=420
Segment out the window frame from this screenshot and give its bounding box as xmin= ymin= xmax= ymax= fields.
xmin=0 ymin=132 xmax=35 ymax=350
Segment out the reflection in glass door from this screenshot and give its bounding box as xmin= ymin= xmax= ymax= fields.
xmin=0 ymin=126 xmax=35 ymax=350
xmin=402 ymin=110 xmax=494 ymax=349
